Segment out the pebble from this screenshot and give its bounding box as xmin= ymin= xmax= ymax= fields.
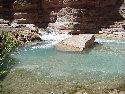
xmin=76 ymin=92 xmax=87 ymax=94
xmin=119 ymin=91 xmax=125 ymax=94
xmin=51 ymin=91 xmax=55 ymax=94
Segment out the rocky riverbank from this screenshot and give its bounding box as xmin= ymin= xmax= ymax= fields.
xmin=6 ymin=29 xmax=41 ymax=46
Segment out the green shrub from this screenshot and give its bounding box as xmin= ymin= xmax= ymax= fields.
xmin=0 ymin=31 xmax=18 ymax=76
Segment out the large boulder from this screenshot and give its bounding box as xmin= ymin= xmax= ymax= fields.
xmin=56 ymin=34 xmax=95 ymax=51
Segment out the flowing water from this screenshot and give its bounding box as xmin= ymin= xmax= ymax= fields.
xmin=1 ymin=37 xmax=125 ymax=94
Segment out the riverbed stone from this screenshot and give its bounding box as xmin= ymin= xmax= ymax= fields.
xmin=56 ymin=34 xmax=95 ymax=51
xmin=119 ymin=91 xmax=125 ymax=94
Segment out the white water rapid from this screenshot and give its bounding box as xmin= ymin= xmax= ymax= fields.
xmin=32 ymin=28 xmax=72 ymax=49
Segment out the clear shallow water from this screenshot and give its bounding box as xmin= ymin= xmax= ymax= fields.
xmin=9 ymin=38 xmax=125 ymax=86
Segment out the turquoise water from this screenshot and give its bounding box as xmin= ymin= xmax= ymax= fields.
xmin=9 ymin=38 xmax=125 ymax=86
xmin=1 ymin=38 xmax=125 ymax=93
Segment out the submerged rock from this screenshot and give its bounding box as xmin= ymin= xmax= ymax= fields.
xmin=56 ymin=34 xmax=95 ymax=51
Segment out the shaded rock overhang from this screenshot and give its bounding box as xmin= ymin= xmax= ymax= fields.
xmin=0 ymin=0 xmax=124 ymax=33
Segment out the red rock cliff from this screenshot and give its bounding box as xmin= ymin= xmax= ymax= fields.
xmin=0 ymin=0 xmax=124 ymax=33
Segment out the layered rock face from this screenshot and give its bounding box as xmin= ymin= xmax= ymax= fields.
xmin=12 ymin=0 xmax=44 ymax=26
xmin=0 ymin=0 xmax=124 ymax=33
xmin=47 ymin=0 xmax=124 ymax=33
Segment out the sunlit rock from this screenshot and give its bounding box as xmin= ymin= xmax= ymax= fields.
xmin=56 ymin=34 xmax=95 ymax=51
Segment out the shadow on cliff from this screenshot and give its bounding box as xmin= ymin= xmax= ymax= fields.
xmin=71 ymin=0 xmax=125 ymax=34
xmin=99 ymin=0 xmax=124 ymax=28
xmin=35 ymin=0 xmax=125 ymax=34
xmin=1 ymin=0 xmax=124 ymax=34
xmin=1 ymin=0 xmax=15 ymax=22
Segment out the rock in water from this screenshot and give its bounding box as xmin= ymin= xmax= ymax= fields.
xmin=56 ymin=34 xmax=95 ymax=51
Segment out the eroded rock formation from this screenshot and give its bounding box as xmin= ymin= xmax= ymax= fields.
xmin=0 ymin=0 xmax=124 ymax=33
xmin=47 ymin=0 xmax=124 ymax=34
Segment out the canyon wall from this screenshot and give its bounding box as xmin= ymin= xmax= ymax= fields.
xmin=0 ymin=0 xmax=14 ymax=21
xmin=0 ymin=0 xmax=124 ymax=33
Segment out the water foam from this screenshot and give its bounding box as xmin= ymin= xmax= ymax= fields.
xmin=31 ymin=41 xmax=57 ymax=49
xmin=95 ymin=38 xmax=125 ymax=44
xmin=32 ymin=33 xmax=72 ymax=49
